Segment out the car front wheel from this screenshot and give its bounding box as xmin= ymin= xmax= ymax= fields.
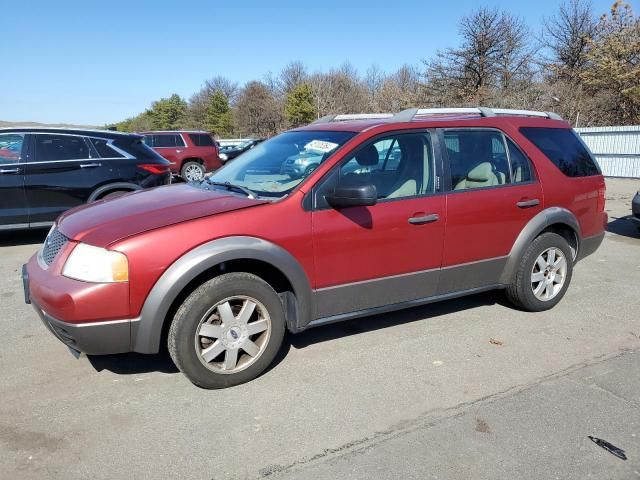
xmin=168 ymin=273 xmax=285 ymax=389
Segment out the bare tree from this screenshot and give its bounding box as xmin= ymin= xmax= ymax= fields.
xmin=234 ymin=81 xmax=283 ymax=137
xmin=278 ymin=61 xmax=308 ymax=95
xmin=542 ymin=0 xmax=597 ymax=80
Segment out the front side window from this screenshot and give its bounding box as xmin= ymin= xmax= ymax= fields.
xmin=445 ymin=130 xmax=511 ymax=190
xmin=34 ymin=134 xmax=89 ymax=161
xmin=0 ymin=134 xmax=25 ymax=164
xmin=208 ymin=130 xmax=355 ymax=198
xmin=520 ymin=127 xmax=600 ymax=177
xmin=314 ymin=132 xmax=435 ymax=209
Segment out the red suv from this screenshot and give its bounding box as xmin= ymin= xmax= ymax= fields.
xmin=142 ymin=131 xmax=222 ymax=181
xmin=24 ymin=108 xmax=607 ymax=389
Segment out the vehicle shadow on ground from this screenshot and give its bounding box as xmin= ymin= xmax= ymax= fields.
xmin=0 ymin=229 xmax=48 ymax=247
xmin=606 ymin=216 xmax=639 ymax=239
xmin=290 ymin=291 xmax=501 ymax=349
xmin=87 ymin=291 xmax=501 ymax=377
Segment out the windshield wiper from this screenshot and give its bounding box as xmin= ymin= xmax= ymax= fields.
xmin=209 ymin=181 xmax=258 ymax=199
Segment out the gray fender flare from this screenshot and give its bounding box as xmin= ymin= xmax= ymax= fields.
xmin=88 ymin=182 xmax=141 ymax=202
xmin=131 ymin=236 xmax=313 ymax=354
xmin=499 ymin=207 xmax=581 ymax=284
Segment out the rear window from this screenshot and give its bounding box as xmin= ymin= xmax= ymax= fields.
xmin=189 ymin=133 xmax=215 ymax=147
xmin=519 ymin=127 xmax=600 ymax=177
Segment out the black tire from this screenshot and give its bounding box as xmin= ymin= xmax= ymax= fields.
xmin=303 ymin=164 xmax=318 ymax=177
xmin=505 ymin=232 xmax=574 ymax=312
xmin=99 ymin=190 xmax=128 ymax=200
xmin=168 ymin=273 xmax=285 ymax=389
xmin=180 ymin=161 xmax=205 ymax=182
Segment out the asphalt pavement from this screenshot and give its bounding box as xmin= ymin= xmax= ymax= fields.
xmin=0 ymin=178 xmax=638 ymax=479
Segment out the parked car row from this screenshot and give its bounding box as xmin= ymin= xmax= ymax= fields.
xmin=219 ymin=139 xmax=265 ymax=164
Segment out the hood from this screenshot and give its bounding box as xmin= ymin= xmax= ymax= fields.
xmin=57 ymin=184 xmax=267 ymax=246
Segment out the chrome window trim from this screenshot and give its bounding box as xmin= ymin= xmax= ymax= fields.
xmin=22 ymin=132 xmax=135 ymax=163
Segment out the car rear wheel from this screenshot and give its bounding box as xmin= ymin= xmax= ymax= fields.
xmin=168 ymin=273 xmax=285 ymax=389
xmin=100 ymin=190 xmax=128 ymax=200
xmin=505 ymin=232 xmax=574 ymax=312
xmin=181 ymin=161 xmax=205 ymax=182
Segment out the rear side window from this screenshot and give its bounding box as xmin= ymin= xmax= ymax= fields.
xmin=189 ymin=133 xmax=215 ymax=147
xmin=0 ymin=133 xmax=25 ymax=163
xmin=519 ymin=127 xmax=600 ymax=177
xmin=506 ymin=138 xmax=532 ymax=183
xmin=34 ymin=134 xmax=89 ymax=161
xmin=444 ymin=130 xmax=511 ymax=190
xmin=152 ymin=134 xmax=185 ymax=148
xmin=91 ymin=138 xmax=125 ymax=158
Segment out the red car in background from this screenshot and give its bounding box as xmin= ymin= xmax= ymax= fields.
xmin=142 ymin=131 xmax=222 ymax=181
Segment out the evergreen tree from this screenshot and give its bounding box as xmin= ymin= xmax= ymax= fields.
xmin=285 ymin=83 xmax=316 ymax=127
xmin=205 ymin=90 xmax=233 ymax=136
xmin=147 ymin=94 xmax=187 ymax=129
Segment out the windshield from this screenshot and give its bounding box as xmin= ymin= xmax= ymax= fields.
xmin=208 ymin=130 xmax=355 ymax=198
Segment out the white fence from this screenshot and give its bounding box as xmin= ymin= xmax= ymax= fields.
xmin=575 ymin=126 xmax=640 ymax=178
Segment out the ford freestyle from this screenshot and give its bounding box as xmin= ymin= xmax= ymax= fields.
xmin=24 ymin=108 xmax=607 ymax=389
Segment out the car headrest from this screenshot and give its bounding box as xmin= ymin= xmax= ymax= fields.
xmin=466 ymin=162 xmax=493 ymax=182
xmin=355 ymin=144 xmax=379 ymax=166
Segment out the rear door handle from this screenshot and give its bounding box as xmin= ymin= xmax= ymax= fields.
xmin=408 ymin=213 xmax=439 ymax=225
xmin=0 ymin=168 xmax=20 ymax=174
xmin=80 ymin=163 xmax=101 ymax=168
xmin=516 ymin=199 xmax=540 ymax=208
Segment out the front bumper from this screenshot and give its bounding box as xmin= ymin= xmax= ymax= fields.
xmin=632 ymin=192 xmax=640 ymax=224
xmin=30 ymin=300 xmax=134 ymax=355
xmin=23 ymin=257 xmax=136 ymax=356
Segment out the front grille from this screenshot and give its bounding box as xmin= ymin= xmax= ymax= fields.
xmin=41 ymin=228 xmax=69 ymax=266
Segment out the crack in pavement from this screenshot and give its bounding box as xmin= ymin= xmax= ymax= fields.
xmin=248 ymin=348 xmax=638 ymax=479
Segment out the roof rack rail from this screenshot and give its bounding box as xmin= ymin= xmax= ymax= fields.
xmin=309 ymin=107 xmax=563 ymax=125
xmin=397 ymin=107 xmax=563 ymax=121
xmin=310 ymin=113 xmax=395 ymax=124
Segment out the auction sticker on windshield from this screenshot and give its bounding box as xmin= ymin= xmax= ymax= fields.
xmin=304 ymin=140 xmax=339 ymax=153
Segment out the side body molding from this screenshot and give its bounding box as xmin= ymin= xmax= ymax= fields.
xmin=499 ymin=207 xmax=581 ymax=284
xmin=132 ymin=236 xmax=313 ymax=354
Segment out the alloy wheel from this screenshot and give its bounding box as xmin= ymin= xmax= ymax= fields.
xmin=194 ymin=296 xmax=271 ymax=374
xmin=531 ymin=247 xmax=567 ymax=301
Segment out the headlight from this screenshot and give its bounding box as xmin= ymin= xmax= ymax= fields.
xmin=219 ymin=153 xmax=228 ymax=161
xmin=62 ymin=243 xmax=129 ymax=283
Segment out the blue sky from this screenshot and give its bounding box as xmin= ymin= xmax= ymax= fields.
xmin=1 ymin=0 xmax=618 ymax=125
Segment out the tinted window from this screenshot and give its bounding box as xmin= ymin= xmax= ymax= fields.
xmin=189 ymin=133 xmax=215 ymax=147
xmin=0 ymin=134 xmax=25 ymax=163
xmin=444 ymin=130 xmax=510 ymax=190
xmin=315 ymin=132 xmax=434 ymax=208
xmin=507 ymin=138 xmax=532 ymax=183
xmin=520 ymin=127 xmax=600 ymax=177
xmin=34 ymin=134 xmax=89 ymax=161
xmin=91 ymin=138 xmax=125 ymax=158
xmin=143 ymin=135 xmax=153 ymax=147
xmin=153 ymin=134 xmax=184 ymax=148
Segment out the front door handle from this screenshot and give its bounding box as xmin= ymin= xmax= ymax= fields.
xmin=0 ymin=168 xmax=20 ymax=174
xmin=80 ymin=163 xmax=101 ymax=168
xmin=408 ymin=213 xmax=439 ymax=225
xmin=516 ymin=198 xmax=540 ymax=208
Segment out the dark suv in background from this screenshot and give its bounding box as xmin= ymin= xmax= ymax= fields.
xmin=142 ymin=131 xmax=222 ymax=181
xmin=0 ymin=128 xmax=171 ymax=230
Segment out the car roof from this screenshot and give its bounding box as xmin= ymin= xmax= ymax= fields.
xmin=293 ymin=115 xmax=571 ymax=133
xmin=0 ymin=127 xmax=141 ymax=140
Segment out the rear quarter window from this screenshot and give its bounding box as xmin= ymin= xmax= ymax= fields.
xmin=189 ymin=133 xmax=215 ymax=147
xmin=519 ymin=127 xmax=600 ymax=177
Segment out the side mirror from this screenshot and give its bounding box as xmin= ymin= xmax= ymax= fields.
xmin=325 ymin=184 xmax=377 ymax=209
